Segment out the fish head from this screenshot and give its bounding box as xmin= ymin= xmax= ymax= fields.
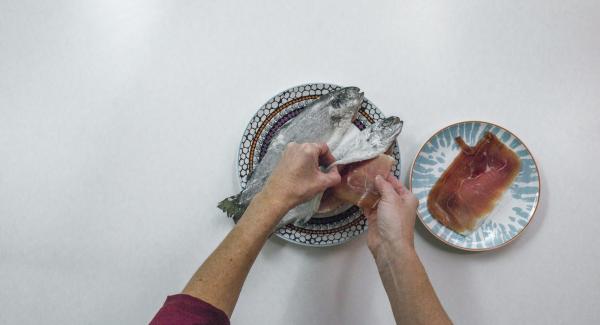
xmin=380 ymin=116 xmax=403 ymax=133
xmin=327 ymin=87 xmax=364 ymax=122
xmin=330 ymin=116 xmax=403 ymax=166
xmin=367 ymin=116 xmax=404 ymax=144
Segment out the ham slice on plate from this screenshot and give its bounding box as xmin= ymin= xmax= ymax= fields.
xmin=318 ymin=154 xmax=395 ymax=213
xmin=427 ymin=132 xmax=521 ymax=235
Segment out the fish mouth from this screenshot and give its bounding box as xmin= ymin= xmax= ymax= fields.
xmin=342 ymin=86 xmax=361 ymax=93
xmin=345 ymin=88 xmax=364 ymax=108
xmin=379 ymin=116 xmax=402 ymax=127
xmin=377 ymin=116 xmax=404 ymax=136
xmin=327 ymin=86 xmax=364 ymax=114
xmin=385 ymin=116 xmax=402 ymax=126
xmin=338 ymin=87 xmax=363 ymax=101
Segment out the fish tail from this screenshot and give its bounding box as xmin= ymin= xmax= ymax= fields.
xmin=217 ymin=193 xmax=248 ymax=223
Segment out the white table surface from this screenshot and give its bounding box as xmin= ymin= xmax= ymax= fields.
xmin=2 ymin=1 xmax=600 ymax=324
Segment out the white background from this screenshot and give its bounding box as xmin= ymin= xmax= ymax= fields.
xmin=2 ymin=1 xmax=599 ymax=324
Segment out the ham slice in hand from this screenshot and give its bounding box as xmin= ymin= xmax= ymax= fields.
xmin=318 ymin=154 xmax=395 ymax=213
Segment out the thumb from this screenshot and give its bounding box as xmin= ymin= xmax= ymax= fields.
xmin=374 ymin=175 xmax=397 ymax=201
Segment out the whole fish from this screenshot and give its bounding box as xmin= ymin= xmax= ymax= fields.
xmin=218 ymin=87 xmax=364 ymax=223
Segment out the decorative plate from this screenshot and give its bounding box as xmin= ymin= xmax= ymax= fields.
xmin=410 ymin=121 xmax=540 ymax=251
xmin=237 ymin=83 xmax=400 ymax=247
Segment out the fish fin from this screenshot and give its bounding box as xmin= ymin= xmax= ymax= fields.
xmin=217 ymin=194 xmax=248 ymax=223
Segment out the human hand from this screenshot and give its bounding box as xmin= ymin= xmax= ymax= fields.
xmin=363 ymin=174 xmax=418 ymax=261
xmin=261 ymin=142 xmax=341 ymax=212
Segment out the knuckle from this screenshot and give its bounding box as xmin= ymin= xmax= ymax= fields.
xmin=301 ymin=144 xmax=316 ymax=154
xmin=403 ymin=193 xmax=418 ymax=206
xmin=333 ymin=173 xmax=341 ymax=182
xmin=388 ymin=195 xmax=401 ymax=205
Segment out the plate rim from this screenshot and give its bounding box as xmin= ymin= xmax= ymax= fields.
xmin=409 ymin=120 xmax=541 ymax=252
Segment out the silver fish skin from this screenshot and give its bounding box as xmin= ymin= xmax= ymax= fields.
xmin=218 ymin=87 xmax=364 ymax=222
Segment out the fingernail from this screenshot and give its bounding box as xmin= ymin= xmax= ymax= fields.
xmin=375 ymin=175 xmax=382 ymax=182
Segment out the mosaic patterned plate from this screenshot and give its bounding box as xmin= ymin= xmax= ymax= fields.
xmin=237 ymin=83 xmax=400 ymax=247
xmin=410 ymin=121 xmax=540 ymax=251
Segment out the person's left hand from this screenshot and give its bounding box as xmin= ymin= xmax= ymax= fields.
xmin=261 ymin=142 xmax=341 ymax=211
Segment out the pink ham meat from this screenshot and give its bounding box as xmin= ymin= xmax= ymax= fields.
xmin=427 ymin=132 xmax=521 ymax=235
xmin=318 ymin=154 xmax=395 ymax=213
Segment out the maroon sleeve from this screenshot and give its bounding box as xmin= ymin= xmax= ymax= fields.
xmin=150 ymin=294 xmax=230 ymax=325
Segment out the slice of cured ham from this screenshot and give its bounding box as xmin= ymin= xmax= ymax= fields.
xmin=318 ymin=154 xmax=395 ymax=213
xmin=427 ymin=132 xmax=521 ymax=235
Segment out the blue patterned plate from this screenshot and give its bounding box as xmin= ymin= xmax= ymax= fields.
xmin=410 ymin=121 xmax=540 ymax=251
xmin=237 ymin=83 xmax=400 ymax=247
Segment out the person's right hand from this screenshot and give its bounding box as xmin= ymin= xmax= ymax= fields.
xmin=364 ymin=174 xmax=419 ymax=260
xmin=261 ymin=142 xmax=341 ymax=213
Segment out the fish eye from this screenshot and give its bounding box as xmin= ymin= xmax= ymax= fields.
xmin=331 ymin=98 xmax=341 ymax=108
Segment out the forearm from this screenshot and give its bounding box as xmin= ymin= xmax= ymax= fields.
xmin=375 ymin=245 xmax=451 ymax=325
xmin=182 ymin=191 xmax=287 ymax=316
